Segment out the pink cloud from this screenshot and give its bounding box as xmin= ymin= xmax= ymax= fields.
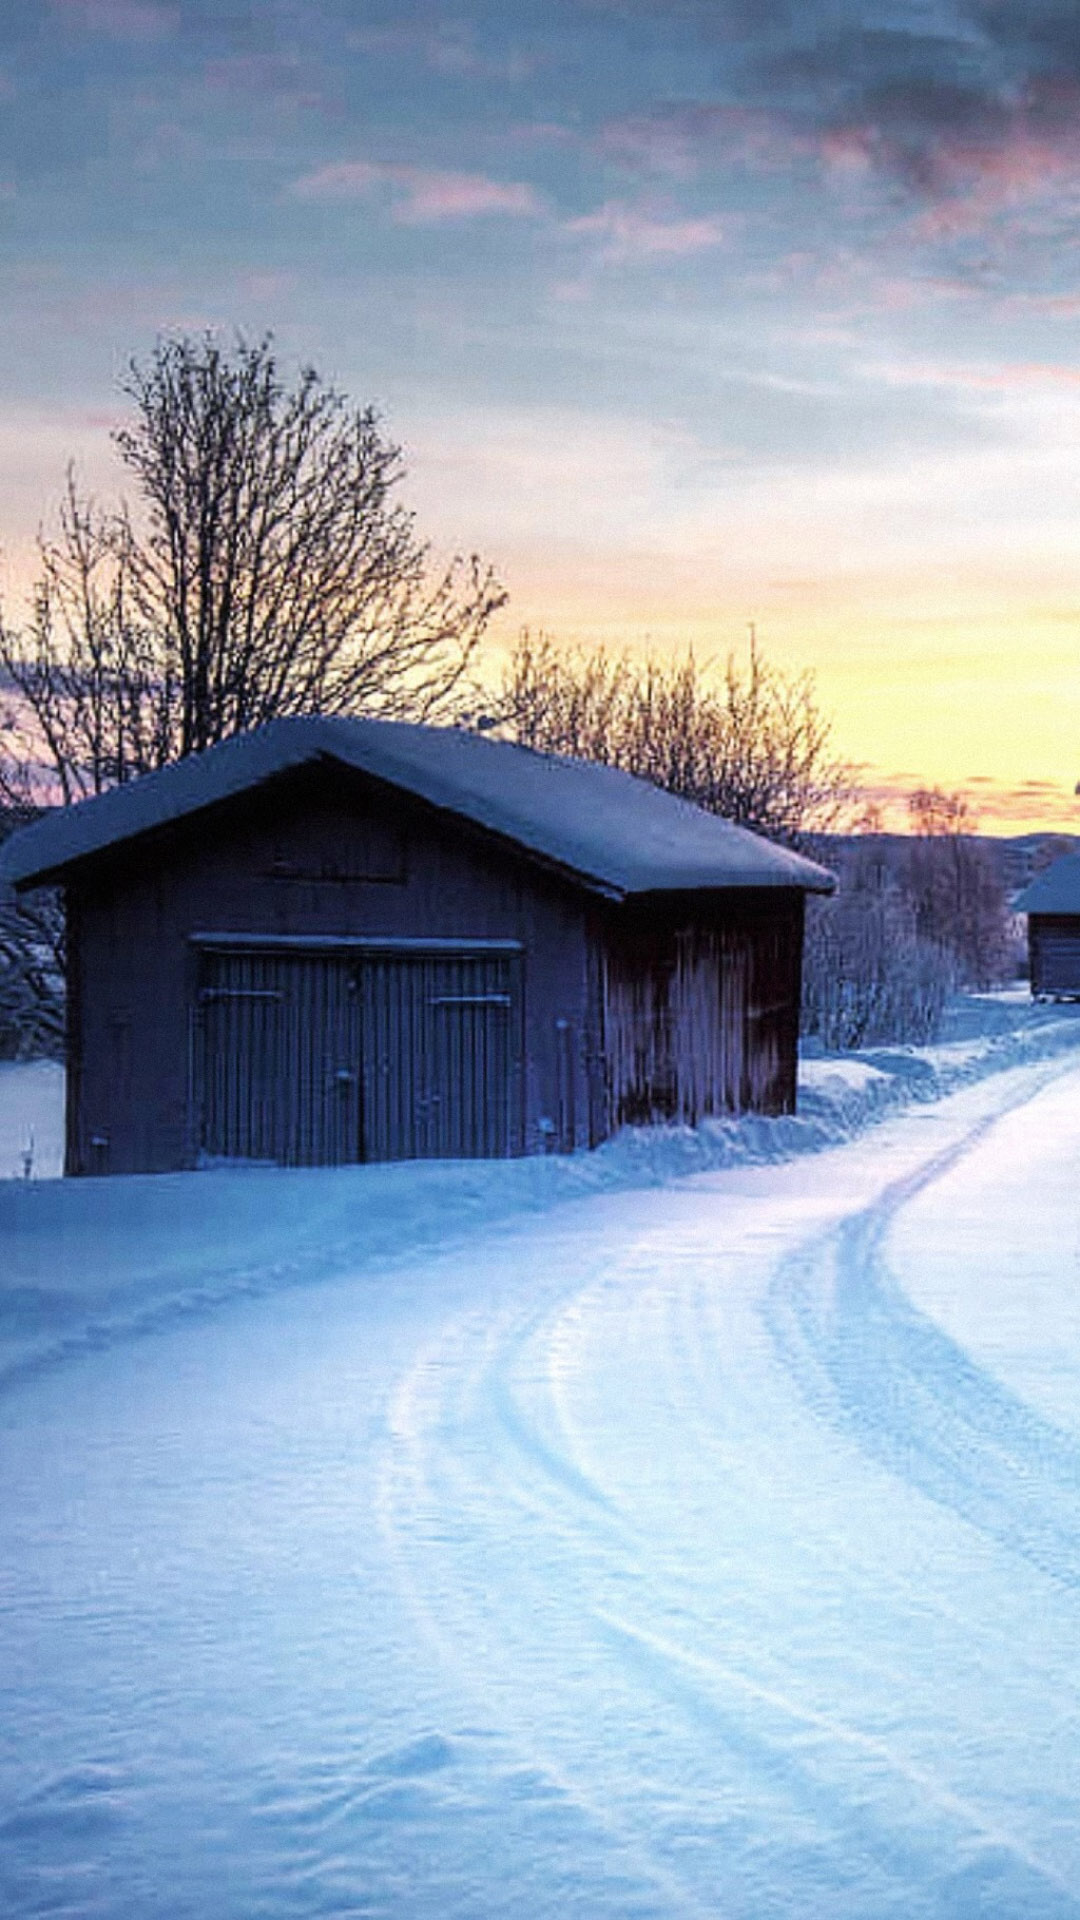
xmin=50 ymin=0 xmax=175 ymax=39
xmin=291 ymin=161 xmax=545 ymax=224
xmin=597 ymin=104 xmax=808 ymax=182
xmin=565 ymin=199 xmax=726 ymax=263
xmin=810 ymin=80 xmax=1080 ymax=242
xmin=869 ymin=356 xmax=1080 ymax=396
xmin=976 ymin=360 xmax=1080 ymax=391
xmin=907 ymin=132 xmax=1080 ymax=239
xmin=1015 ymin=291 xmax=1080 ymax=317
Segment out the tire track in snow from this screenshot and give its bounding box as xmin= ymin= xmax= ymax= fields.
xmin=766 ymin=1069 xmax=1080 ymax=1590
xmin=373 ymin=1243 xmax=725 ymax=1920
xmin=593 ymin=1612 xmax=1080 ymax=1918
xmin=373 ymin=1103 xmax=1080 ymax=1916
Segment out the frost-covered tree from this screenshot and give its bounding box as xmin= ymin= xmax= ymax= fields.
xmin=904 ymin=788 xmax=1012 ymax=991
xmin=801 ymin=838 xmax=956 ymax=1050
xmin=801 ymin=793 xmax=1014 ymax=1052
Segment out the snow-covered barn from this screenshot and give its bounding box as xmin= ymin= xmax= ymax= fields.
xmin=0 ymin=717 xmax=834 ymax=1175
xmin=1014 ymin=853 xmax=1080 ymax=999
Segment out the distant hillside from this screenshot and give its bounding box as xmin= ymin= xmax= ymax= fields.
xmin=810 ymin=832 xmax=1080 ymax=902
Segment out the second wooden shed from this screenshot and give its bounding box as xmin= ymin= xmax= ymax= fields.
xmin=1014 ymin=853 xmax=1080 ymax=998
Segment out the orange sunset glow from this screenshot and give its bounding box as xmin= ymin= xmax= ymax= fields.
xmin=3 ymin=2 xmax=1080 ymax=834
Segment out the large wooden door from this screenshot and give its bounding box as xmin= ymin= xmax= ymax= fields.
xmin=195 ymin=945 xmax=520 ymax=1165
xmin=196 ymin=949 xmax=361 ymax=1165
xmin=361 ymin=950 xmax=519 ymax=1160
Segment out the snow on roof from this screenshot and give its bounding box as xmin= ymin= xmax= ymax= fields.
xmin=1012 ymin=852 xmax=1080 ymax=915
xmin=0 ymin=716 xmax=835 ymax=899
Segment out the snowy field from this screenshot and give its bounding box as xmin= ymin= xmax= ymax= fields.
xmin=3 ymin=1009 xmax=1080 ymax=1916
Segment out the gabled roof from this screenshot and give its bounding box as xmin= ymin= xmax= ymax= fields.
xmin=1013 ymin=852 xmax=1080 ymax=915
xmin=0 ymin=716 xmax=835 ymax=900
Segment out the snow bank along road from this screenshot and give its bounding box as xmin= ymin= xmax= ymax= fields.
xmin=3 ymin=1054 xmax=1080 ymax=1917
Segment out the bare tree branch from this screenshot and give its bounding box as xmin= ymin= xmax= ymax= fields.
xmin=497 ymin=630 xmax=855 ymax=846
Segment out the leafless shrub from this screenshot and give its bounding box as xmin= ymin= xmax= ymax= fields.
xmin=498 ymin=629 xmax=855 ymax=844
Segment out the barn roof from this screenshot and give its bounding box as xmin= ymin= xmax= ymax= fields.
xmin=0 ymin=716 xmax=835 ymax=899
xmin=1013 ymin=852 xmax=1080 ymax=915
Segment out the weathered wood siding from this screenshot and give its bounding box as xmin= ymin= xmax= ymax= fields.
xmin=1029 ymin=914 xmax=1080 ymax=998
xmin=600 ymin=893 xmax=804 ymax=1127
xmin=66 ymin=761 xmax=599 ymax=1173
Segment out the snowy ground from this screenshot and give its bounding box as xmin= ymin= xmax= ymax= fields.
xmin=0 ymin=1059 xmax=63 ymax=1182
xmin=3 ymin=1010 xmax=1080 ymax=1915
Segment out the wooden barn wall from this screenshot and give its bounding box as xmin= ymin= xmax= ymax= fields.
xmin=599 ymin=892 xmax=804 ymax=1127
xmin=66 ymin=762 xmax=600 ymax=1174
xmin=1029 ymin=915 xmax=1080 ymax=997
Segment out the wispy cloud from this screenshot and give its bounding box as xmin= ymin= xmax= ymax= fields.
xmin=202 ymin=53 xmax=328 ymax=112
xmin=858 ymin=772 xmax=1080 ymax=832
xmin=349 ymin=23 xmax=542 ymax=85
xmin=866 ymin=357 xmax=1080 ymax=395
xmin=291 ymin=160 xmax=545 ymax=224
xmin=565 ymin=198 xmax=726 ymax=263
xmin=597 ymin=103 xmax=807 ymax=180
xmin=49 ymin=0 xmax=176 ymax=40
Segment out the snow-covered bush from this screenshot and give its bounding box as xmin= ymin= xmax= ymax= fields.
xmin=802 ymin=861 xmax=955 ymax=1050
xmin=802 ymin=816 xmax=1014 ymax=1052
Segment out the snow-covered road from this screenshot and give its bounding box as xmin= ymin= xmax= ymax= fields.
xmin=3 ymin=1056 xmax=1080 ymax=1918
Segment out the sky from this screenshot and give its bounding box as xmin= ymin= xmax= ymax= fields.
xmin=3 ymin=2 xmax=1080 ymax=829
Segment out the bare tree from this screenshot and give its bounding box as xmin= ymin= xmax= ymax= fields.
xmin=499 ymin=629 xmax=853 ymax=844
xmin=904 ymin=787 xmax=1012 ymax=991
xmin=1 ymin=333 xmax=506 ymax=806
xmin=0 ymin=334 xmax=506 ymax=1055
